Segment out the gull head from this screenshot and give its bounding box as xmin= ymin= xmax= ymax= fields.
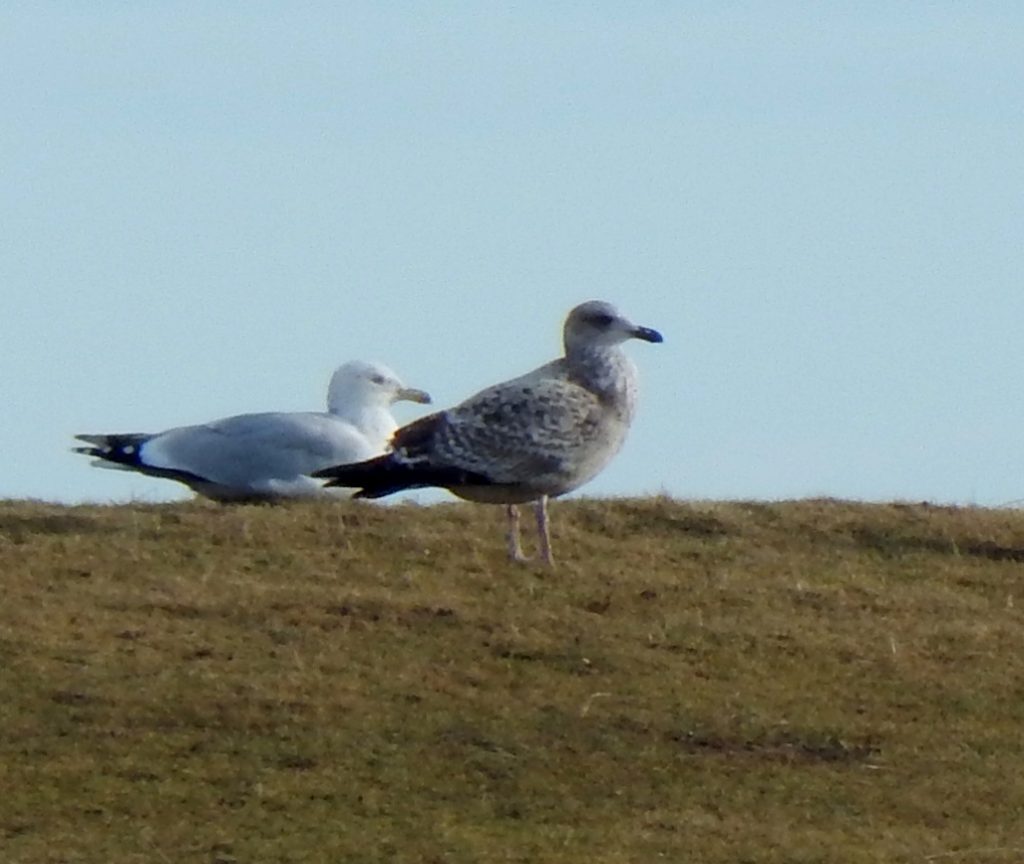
xmin=327 ymin=360 xmax=432 ymax=414
xmin=563 ymin=300 xmax=663 ymax=352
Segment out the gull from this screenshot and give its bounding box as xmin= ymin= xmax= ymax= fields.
xmin=73 ymin=360 xmax=431 ymax=502
xmin=313 ymin=301 xmax=662 ymax=564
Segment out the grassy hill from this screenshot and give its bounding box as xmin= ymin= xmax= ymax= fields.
xmin=2 ymin=496 xmax=1023 ymax=863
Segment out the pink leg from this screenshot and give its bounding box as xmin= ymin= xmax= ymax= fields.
xmin=534 ymin=496 xmax=553 ymax=566
xmin=506 ymin=504 xmax=530 ymax=562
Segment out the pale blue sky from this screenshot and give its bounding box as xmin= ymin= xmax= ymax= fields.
xmin=4 ymin=3 xmax=1023 ymax=505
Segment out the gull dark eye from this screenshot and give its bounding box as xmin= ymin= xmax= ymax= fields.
xmin=590 ymin=313 xmax=615 ymax=328
xmin=371 ymin=374 xmax=387 ymax=385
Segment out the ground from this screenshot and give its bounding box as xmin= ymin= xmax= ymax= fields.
xmin=1 ymin=497 xmax=1023 ymax=863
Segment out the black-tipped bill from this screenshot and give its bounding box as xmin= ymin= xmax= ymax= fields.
xmin=633 ymin=325 xmax=664 ymax=344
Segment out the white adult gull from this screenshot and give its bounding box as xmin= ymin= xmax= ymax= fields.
xmin=313 ymin=301 xmax=663 ymax=564
xmin=73 ymin=360 xmax=431 ymax=502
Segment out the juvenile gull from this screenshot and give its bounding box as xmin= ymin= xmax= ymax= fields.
xmin=73 ymin=360 xmax=431 ymax=502
xmin=314 ymin=301 xmax=663 ymax=564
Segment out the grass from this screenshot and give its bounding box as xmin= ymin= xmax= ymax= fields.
xmin=2 ymin=496 xmax=1024 ymax=862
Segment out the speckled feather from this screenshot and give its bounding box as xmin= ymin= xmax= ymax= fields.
xmin=404 ymin=350 xmax=640 ymax=500
xmin=316 ymin=303 xmax=656 ymax=505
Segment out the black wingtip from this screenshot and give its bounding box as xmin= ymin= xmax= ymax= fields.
xmin=314 ymin=451 xmax=497 ymax=499
xmin=71 ymin=433 xmax=151 ymax=467
xmin=311 ymin=453 xmax=388 ymax=482
xmin=312 ymin=453 xmax=398 ymax=498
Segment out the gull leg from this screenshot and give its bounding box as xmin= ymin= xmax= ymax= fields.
xmin=506 ymin=504 xmax=530 ymax=563
xmin=534 ymin=495 xmax=554 ymax=566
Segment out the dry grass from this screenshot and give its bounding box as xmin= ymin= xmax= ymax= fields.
xmin=2 ymin=496 xmax=1024 ymax=863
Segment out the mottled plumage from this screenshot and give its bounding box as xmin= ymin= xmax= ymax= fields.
xmin=73 ymin=360 xmax=431 ymax=502
xmin=314 ymin=301 xmax=663 ymax=563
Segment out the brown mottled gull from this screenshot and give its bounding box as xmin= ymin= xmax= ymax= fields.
xmin=73 ymin=361 xmax=431 ymax=502
xmin=313 ymin=301 xmax=663 ymax=564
